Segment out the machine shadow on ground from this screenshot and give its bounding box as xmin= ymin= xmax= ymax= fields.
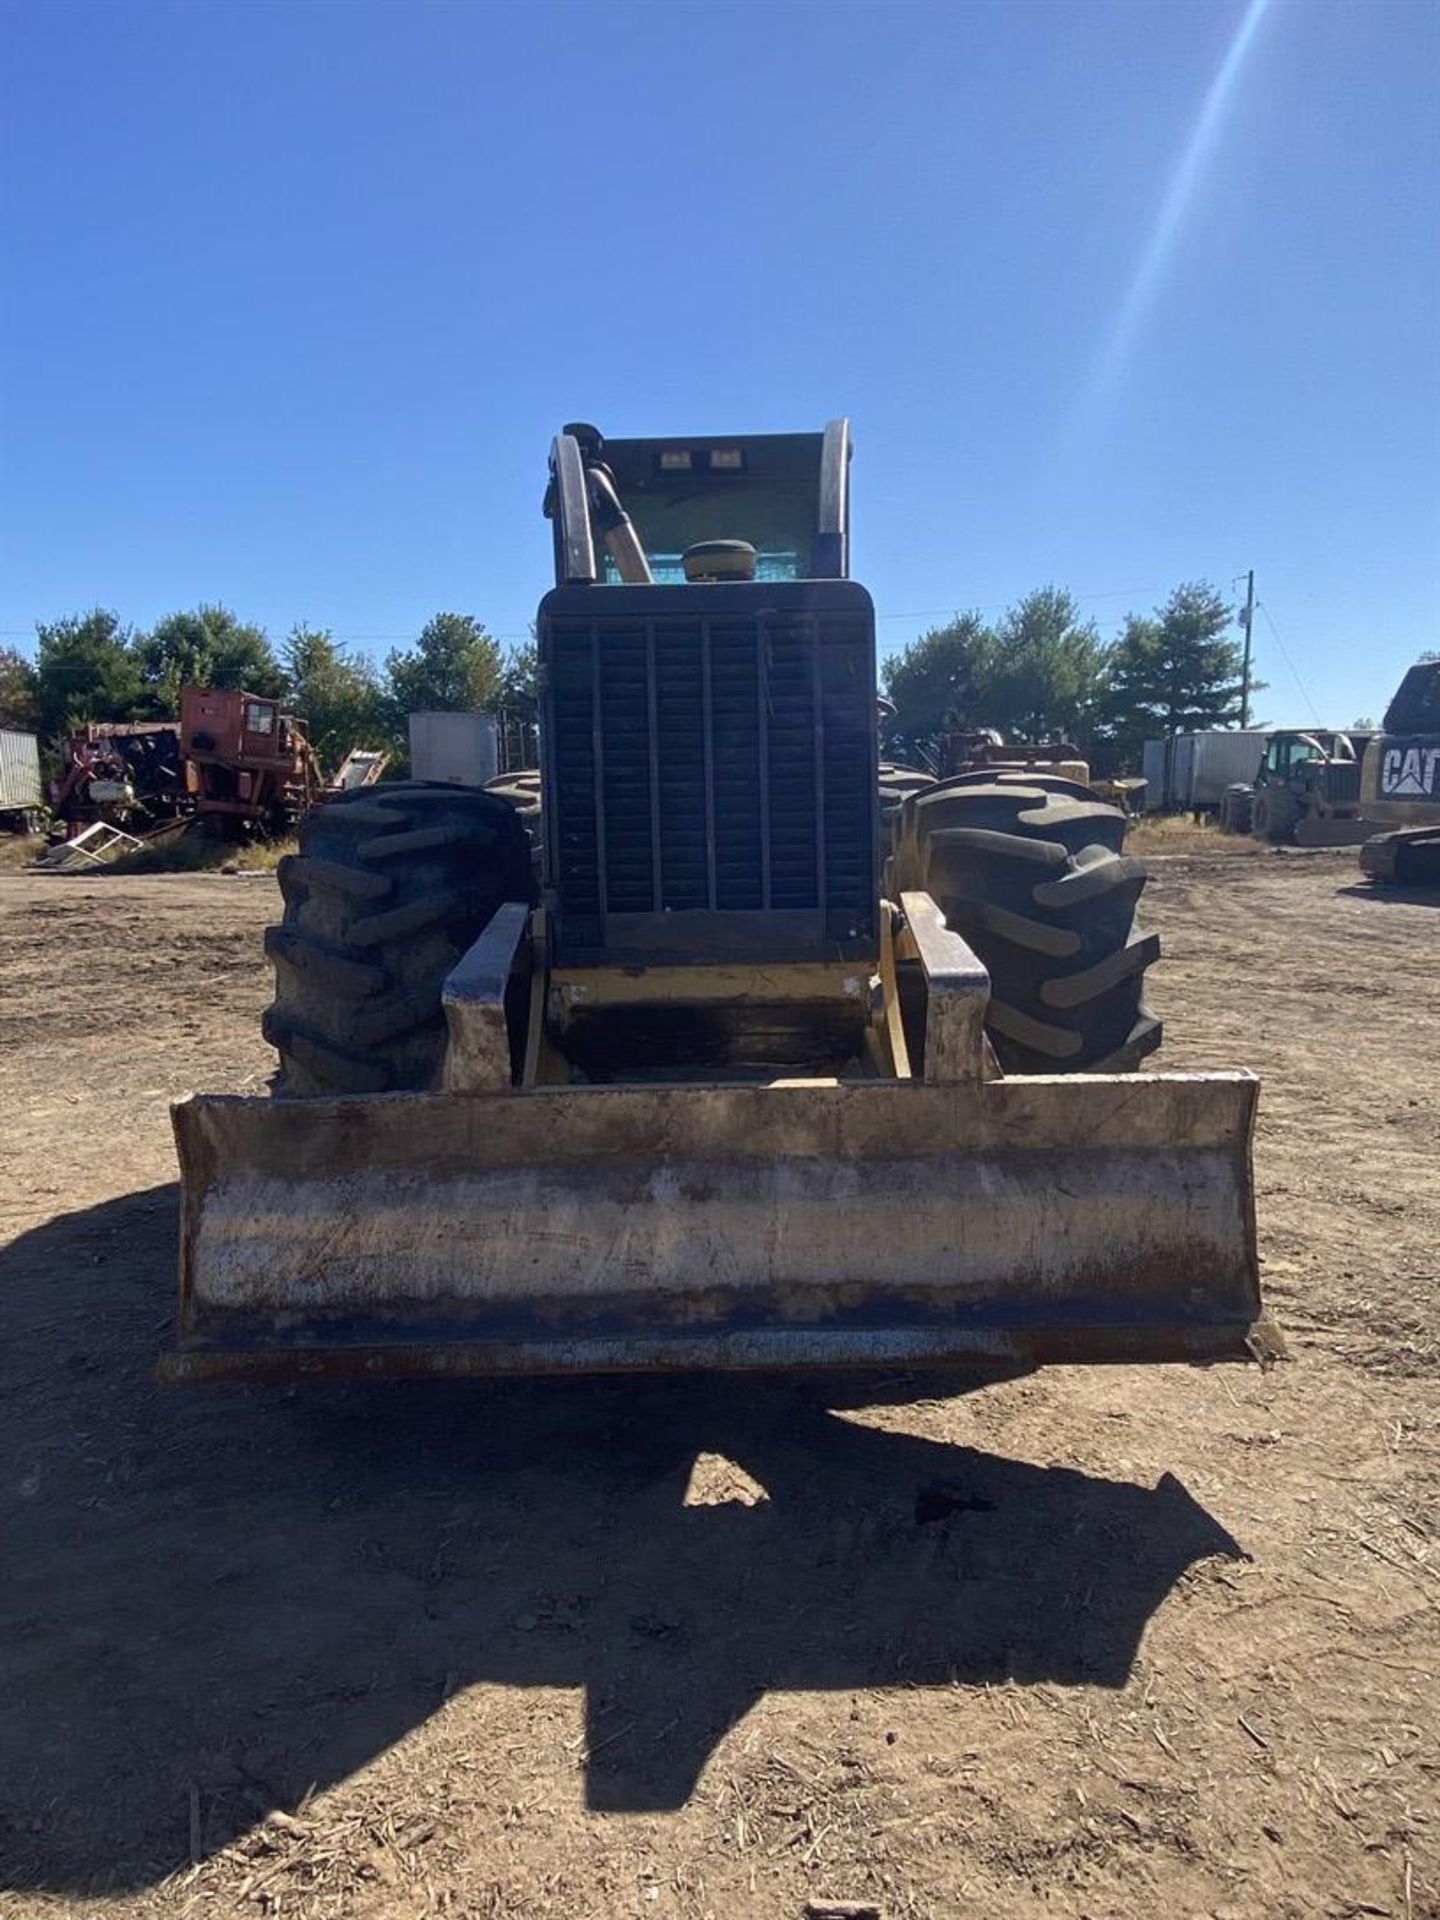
xmin=1334 ymin=881 xmax=1440 ymax=907
xmin=0 ymin=1185 xmax=1243 ymax=1895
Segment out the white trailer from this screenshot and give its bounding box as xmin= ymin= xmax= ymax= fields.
xmin=0 ymin=728 xmax=42 ymax=830
xmin=407 ymin=711 xmax=499 ymax=787
xmin=1141 ymin=731 xmax=1266 ymax=811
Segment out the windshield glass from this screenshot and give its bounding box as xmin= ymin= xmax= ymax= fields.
xmin=602 ymin=547 xmax=802 ymax=585
xmin=613 ymin=480 xmax=816 ymax=582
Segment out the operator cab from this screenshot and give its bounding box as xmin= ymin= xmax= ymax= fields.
xmin=543 ymin=420 xmax=852 ymax=586
xmin=1259 ymin=729 xmax=1358 ymax=780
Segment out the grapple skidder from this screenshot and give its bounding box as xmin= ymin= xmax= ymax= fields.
xmin=162 ymin=421 xmax=1275 ymax=1383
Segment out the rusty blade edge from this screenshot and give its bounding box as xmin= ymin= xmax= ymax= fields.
xmin=156 ymin=1315 xmax=1284 ymax=1383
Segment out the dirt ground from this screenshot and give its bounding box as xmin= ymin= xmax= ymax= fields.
xmin=0 ymin=853 xmax=1435 ymax=1920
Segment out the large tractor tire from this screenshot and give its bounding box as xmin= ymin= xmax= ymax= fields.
xmin=1220 ymin=783 xmax=1255 ymax=834
xmin=485 ymin=769 xmax=544 ymax=883
xmin=264 ymin=783 xmax=536 ymax=1097
xmin=1252 ymin=788 xmax=1301 ymax=843
xmin=879 ymin=761 xmax=935 ymax=810
xmin=484 ymin=768 xmax=542 ymax=829
xmin=879 ymin=762 xmax=936 ymax=845
xmin=894 ymin=776 xmax=1162 ymax=1074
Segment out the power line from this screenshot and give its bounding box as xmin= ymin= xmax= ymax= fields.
xmin=0 ymin=579 xmax=1249 ymax=648
xmin=4 ymin=595 xmax=1145 ymax=639
xmin=872 ymin=584 xmax=1177 ymax=623
xmin=1257 ymin=602 xmax=1324 ymax=728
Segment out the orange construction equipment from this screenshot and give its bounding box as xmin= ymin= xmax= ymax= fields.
xmin=180 ymin=687 xmax=323 ymax=837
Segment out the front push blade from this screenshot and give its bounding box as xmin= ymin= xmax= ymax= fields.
xmin=162 ymin=1072 xmax=1275 ymax=1382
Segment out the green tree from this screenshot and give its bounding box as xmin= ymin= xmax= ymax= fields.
xmin=496 ymin=641 xmax=538 ymax=717
xmin=0 ymin=646 xmax=41 ymax=732
xmin=979 ymin=587 xmax=1104 ymax=742
xmin=283 ymin=625 xmax=386 ymax=770
xmin=134 ymin=604 xmax=285 ymax=713
xmin=881 ymin=613 xmax=991 ymax=751
xmin=384 ymin=613 xmax=503 ymax=724
xmin=1100 ymin=582 xmax=1252 ymax=763
xmin=33 ymin=609 xmax=144 ymax=737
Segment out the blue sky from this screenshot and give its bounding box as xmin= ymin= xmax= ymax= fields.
xmin=2 ymin=0 xmax=1436 ymax=727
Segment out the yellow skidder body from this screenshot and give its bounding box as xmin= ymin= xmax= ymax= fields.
xmin=164 ymin=422 xmax=1276 ymax=1385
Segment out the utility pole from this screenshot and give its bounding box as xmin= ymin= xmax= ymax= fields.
xmin=1239 ymin=570 xmax=1255 ymax=728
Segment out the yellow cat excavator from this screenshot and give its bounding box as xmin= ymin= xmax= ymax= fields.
xmin=1360 ymin=660 xmax=1440 ymax=884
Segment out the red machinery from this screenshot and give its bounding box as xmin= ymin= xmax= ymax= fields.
xmin=49 ymin=688 xmax=385 ymax=848
xmin=180 ymin=687 xmax=323 ymax=836
xmin=50 ymin=721 xmax=188 ymax=834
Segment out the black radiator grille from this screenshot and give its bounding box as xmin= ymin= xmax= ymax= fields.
xmin=1323 ymin=762 xmax=1361 ymax=806
xmin=544 ymin=602 xmax=875 ymax=942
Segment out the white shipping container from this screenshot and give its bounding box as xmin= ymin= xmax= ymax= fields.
xmin=0 ymin=728 xmax=42 ymax=816
xmin=1141 ymin=731 xmax=1266 ymax=810
xmin=408 ymin=711 xmax=499 ymax=788
xmin=1185 ymin=730 xmax=1266 ymax=806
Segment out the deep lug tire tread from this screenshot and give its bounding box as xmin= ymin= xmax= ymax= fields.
xmin=1087 ymin=1010 xmax=1165 ymax=1073
xmin=894 ymin=782 xmax=1163 ymax=1075
xmin=265 ymin=781 xmax=535 ymax=1096
xmin=1253 ymin=788 xmax=1302 ymax=842
xmin=930 ymin=769 xmax=1099 ymax=804
xmin=261 ymin=1009 xmax=392 ymax=1094
xmin=262 ymin=925 xmax=386 ymax=1001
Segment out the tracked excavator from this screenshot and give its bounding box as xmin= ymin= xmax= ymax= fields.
xmin=1359 ymin=660 xmax=1440 ymax=884
xmin=162 ymin=421 xmax=1274 ymax=1383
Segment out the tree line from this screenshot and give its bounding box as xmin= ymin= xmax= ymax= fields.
xmin=882 ymin=580 xmax=1257 ymax=771
xmin=0 ymin=605 xmax=536 ymax=772
xmin=0 ymin=578 xmax=1252 ymax=779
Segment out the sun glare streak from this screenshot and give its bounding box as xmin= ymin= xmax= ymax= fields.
xmin=1067 ymin=0 xmax=1273 ymax=440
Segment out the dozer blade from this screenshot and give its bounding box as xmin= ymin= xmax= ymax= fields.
xmin=161 ymin=1072 xmax=1275 ymax=1381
